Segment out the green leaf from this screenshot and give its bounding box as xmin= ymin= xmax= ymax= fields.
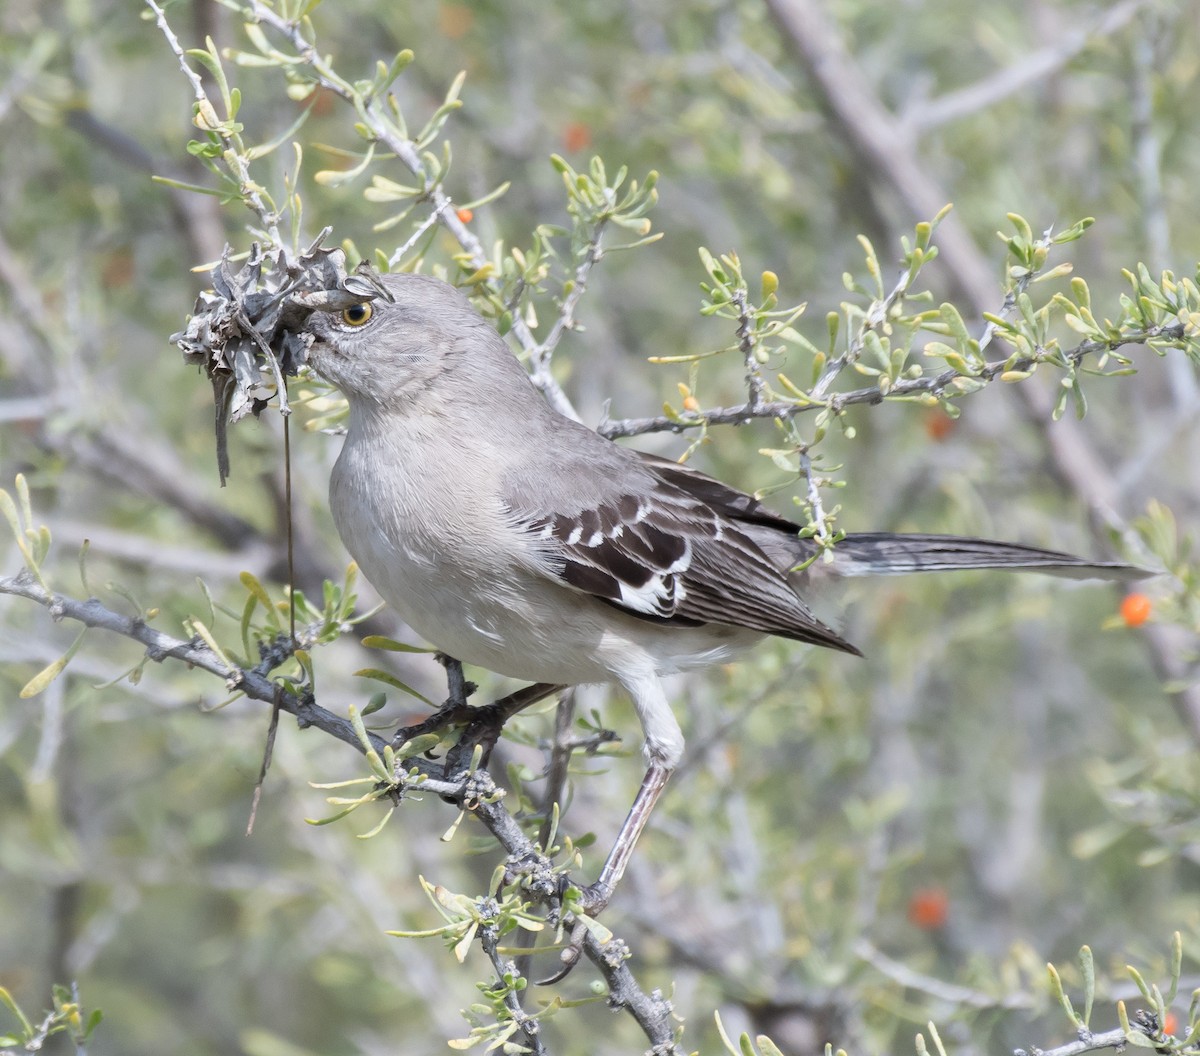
xmin=1080 ymin=945 xmax=1095 ymax=1027
xmin=361 ymin=635 xmax=435 ymax=653
xmin=354 ymin=668 xmax=434 ymax=706
xmin=1167 ymin=932 xmax=1183 ymax=1006
xmin=938 ymin=302 xmax=973 ymax=351
xmin=1007 ymin=212 xmax=1033 ymax=244
xmin=1128 ymin=965 xmax=1153 ymax=1002
xmin=1052 ymin=217 xmax=1095 ymax=244
xmin=245 ymin=100 xmax=319 ymax=161
xmin=395 ymin=733 xmax=443 ymax=758
xmin=356 ymin=804 xmax=396 ymax=839
xmin=925 ymin=1022 xmax=948 ymax=1056
xmin=379 ymin=48 xmax=415 ymax=91
xmin=456 ymin=180 xmax=511 ymax=212
xmin=151 ymin=174 xmax=225 ymax=197
xmin=1047 ymin=962 xmax=1079 ymax=1025
xmin=361 ymin=692 xmax=388 ymax=716
xmin=20 ymin=626 xmax=88 ymax=698
xmin=0 ymin=986 xmax=34 ymax=1036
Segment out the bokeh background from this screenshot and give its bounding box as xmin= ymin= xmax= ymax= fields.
xmin=1 ymin=1 xmax=1198 ymax=1054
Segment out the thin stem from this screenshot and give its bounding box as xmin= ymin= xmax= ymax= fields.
xmin=243 ymin=0 xmax=581 ymax=420
xmin=600 ymin=322 xmax=1187 ymax=439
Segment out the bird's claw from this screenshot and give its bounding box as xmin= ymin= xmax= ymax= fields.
xmin=535 ymin=879 xmax=614 ymax=985
xmin=536 ymin=920 xmax=587 ymax=985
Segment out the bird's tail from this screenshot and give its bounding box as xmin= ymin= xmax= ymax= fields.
xmin=829 ymin=532 xmax=1148 ymax=581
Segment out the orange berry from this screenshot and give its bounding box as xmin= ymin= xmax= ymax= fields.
xmin=682 ymin=396 xmax=701 ymax=413
xmin=563 ymin=121 xmax=592 ymax=153
xmin=1162 ymin=1012 xmax=1179 ymax=1036
xmin=907 ymin=887 xmax=949 ymax=930
xmin=455 ymin=207 xmax=474 ymax=224
xmin=1120 ymin=593 xmax=1152 ymax=627
xmin=924 ymin=410 xmax=956 ymax=442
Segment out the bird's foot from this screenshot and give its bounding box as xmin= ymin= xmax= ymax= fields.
xmin=535 ymin=879 xmax=613 ymax=985
xmin=578 ymin=878 xmax=613 ymax=916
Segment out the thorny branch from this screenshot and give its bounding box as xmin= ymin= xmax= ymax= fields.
xmin=1013 ymin=1017 xmax=1192 ymax=1056
xmin=236 ymin=0 xmax=583 ymax=422
xmin=763 ymin=0 xmax=1200 ymax=743
xmin=478 ymin=922 xmax=548 ymax=1056
xmin=531 ymin=217 xmax=609 ymax=418
xmin=732 ymin=286 xmax=768 ymax=414
xmin=0 ymin=570 xmax=684 ymax=1055
xmin=145 ymin=0 xmax=284 ymax=248
xmin=810 ymin=260 xmax=916 ymax=403
xmin=1 ymin=569 xmax=377 ymax=755
xmin=599 ymin=321 xmax=1188 ymax=439
xmin=1016 ymin=1027 xmax=1129 ymax=1056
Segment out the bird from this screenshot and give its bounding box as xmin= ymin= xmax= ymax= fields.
xmin=297 ymin=270 xmax=1143 ymax=918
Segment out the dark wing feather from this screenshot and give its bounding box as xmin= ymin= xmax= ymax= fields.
xmin=515 ymin=453 xmax=860 ymax=655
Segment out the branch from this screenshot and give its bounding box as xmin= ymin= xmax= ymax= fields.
xmin=241 ymin=0 xmax=583 ymax=423
xmin=478 ymin=924 xmax=549 ymax=1056
xmin=1016 ymin=1027 xmax=1135 ymax=1056
xmin=0 ymin=570 xmax=686 ymax=1054
xmin=732 ymin=286 xmax=768 ymax=412
xmin=0 ymin=569 xmax=378 ymax=755
xmin=852 ymin=938 xmax=1032 ymax=1011
xmin=599 ymin=323 xmax=1186 ymax=439
xmin=762 ymin=0 xmax=1200 ymax=744
xmin=529 ymin=218 xmax=608 ymax=417
xmin=904 ymin=0 xmax=1147 ymax=131
xmin=146 ymin=0 xmax=285 ymax=247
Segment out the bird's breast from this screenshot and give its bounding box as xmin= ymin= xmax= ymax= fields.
xmin=327 ymin=424 xmax=567 ymax=676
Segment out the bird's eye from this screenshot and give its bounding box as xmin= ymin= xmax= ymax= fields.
xmin=341 ymin=303 xmax=374 ymax=327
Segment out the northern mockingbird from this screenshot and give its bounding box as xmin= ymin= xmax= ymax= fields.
xmin=299 ymin=271 xmax=1141 ymax=915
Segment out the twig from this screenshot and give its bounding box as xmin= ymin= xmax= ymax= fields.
xmin=852 ymin=938 xmax=1032 ymax=1011
xmin=478 ymin=923 xmax=548 ymax=1056
xmin=763 ymin=0 xmax=1200 ymax=743
xmin=528 ymin=222 xmax=609 ymax=422
xmin=242 ymin=0 xmax=582 ymax=422
xmin=1 ymin=570 xmax=682 ymax=1052
xmin=810 ymin=264 xmax=914 ymax=402
xmin=798 ymin=451 xmax=831 ymax=543
xmin=576 ymin=929 xmax=682 ymax=1055
xmin=538 ymin=690 xmax=578 ymax=848
xmin=1 ymin=569 xmax=380 ymax=755
xmin=906 ymin=0 xmax=1148 ymax=132
xmin=246 ymin=686 xmax=283 ymax=836
xmin=1014 ymin=1027 xmax=1134 ymax=1056
xmin=146 ymin=0 xmax=284 ymax=246
xmin=732 ymin=287 xmax=768 ymax=413
xmin=599 ymin=322 xmax=1186 ymax=439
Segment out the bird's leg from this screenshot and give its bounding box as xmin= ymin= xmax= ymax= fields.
xmin=538 ymin=761 xmax=673 ymax=984
xmin=584 ymin=761 xmax=673 ymax=913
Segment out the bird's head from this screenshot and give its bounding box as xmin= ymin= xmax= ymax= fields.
xmin=300 ymin=272 xmax=511 ymax=409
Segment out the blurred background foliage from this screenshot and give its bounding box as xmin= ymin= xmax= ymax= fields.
xmin=1 ymin=0 xmax=1199 ymax=1054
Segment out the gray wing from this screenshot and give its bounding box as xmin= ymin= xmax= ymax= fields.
xmin=508 ymin=451 xmax=860 ymax=655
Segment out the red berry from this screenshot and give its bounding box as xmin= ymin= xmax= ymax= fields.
xmin=907 ymin=887 xmax=949 ymax=930
xmin=563 ymin=121 xmax=592 ymax=153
